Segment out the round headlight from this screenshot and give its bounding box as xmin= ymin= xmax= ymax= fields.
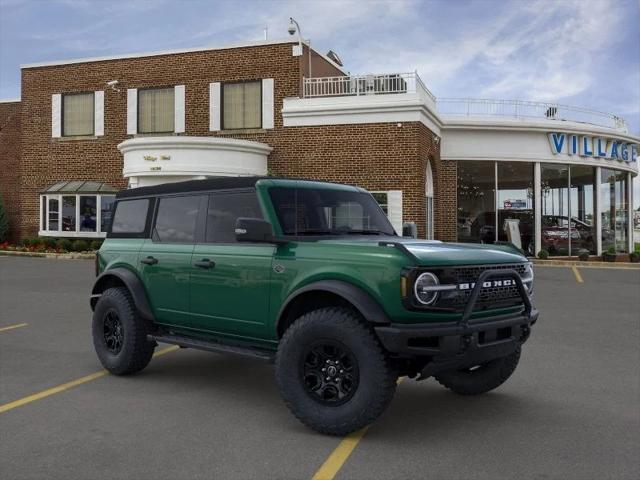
xmin=414 ymin=272 xmax=440 ymax=305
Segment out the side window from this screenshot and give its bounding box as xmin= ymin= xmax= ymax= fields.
xmin=153 ymin=195 xmax=201 ymax=243
xmin=206 ymin=191 xmax=263 ymax=243
xmin=111 ymin=199 xmax=149 ymax=233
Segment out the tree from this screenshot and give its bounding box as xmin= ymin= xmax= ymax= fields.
xmin=0 ymin=194 xmax=10 ymax=242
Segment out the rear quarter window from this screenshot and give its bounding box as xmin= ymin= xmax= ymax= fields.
xmin=110 ymin=199 xmax=150 ymax=234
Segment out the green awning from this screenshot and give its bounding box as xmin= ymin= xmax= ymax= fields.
xmin=41 ymin=181 xmax=119 ymax=194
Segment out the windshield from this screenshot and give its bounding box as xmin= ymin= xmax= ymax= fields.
xmin=268 ymin=187 xmax=396 ymax=236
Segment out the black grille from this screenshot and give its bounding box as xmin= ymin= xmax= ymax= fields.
xmin=435 ymin=263 xmax=528 ymax=311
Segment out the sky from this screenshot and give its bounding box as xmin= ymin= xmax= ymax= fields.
xmin=0 ymin=0 xmax=639 ymax=205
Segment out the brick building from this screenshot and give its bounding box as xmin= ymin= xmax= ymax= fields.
xmin=1 ymin=38 xmax=638 ymax=254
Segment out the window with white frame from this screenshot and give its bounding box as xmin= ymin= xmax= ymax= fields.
xmin=138 ymin=87 xmax=175 ymax=133
xmin=370 ymin=190 xmax=403 ymax=234
xmin=426 ymin=161 xmax=434 ymax=240
xmin=39 ymin=181 xmax=118 ymax=237
xmin=222 ymin=81 xmax=262 ymax=129
xmin=63 ymin=92 xmax=95 ymax=136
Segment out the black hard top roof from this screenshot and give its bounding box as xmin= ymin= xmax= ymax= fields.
xmin=115 ymin=176 xmax=358 ymax=199
xmin=116 ymin=176 xmax=269 ymax=199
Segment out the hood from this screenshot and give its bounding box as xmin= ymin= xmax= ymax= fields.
xmin=315 ymin=237 xmax=527 ymax=266
xmin=400 ymin=240 xmax=527 ymax=266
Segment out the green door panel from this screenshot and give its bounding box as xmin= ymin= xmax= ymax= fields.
xmin=190 ymin=244 xmax=275 ymax=339
xmin=139 ymin=239 xmax=195 ymax=326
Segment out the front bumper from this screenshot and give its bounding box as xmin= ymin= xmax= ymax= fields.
xmin=375 ymin=267 xmax=538 ymax=378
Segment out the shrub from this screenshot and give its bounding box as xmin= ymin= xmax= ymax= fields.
xmin=0 ymin=195 xmax=9 ymax=242
xmin=41 ymin=237 xmax=57 ymax=249
xmin=606 ymin=244 xmax=616 ymax=254
xmin=89 ymin=239 xmax=103 ymax=251
xmin=57 ymin=238 xmax=72 ymax=252
xmin=577 ymin=249 xmax=589 ymax=261
xmin=630 ymin=252 xmax=640 ymax=263
xmin=537 ymin=249 xmax=549 ymax=260
xmin=21 ymin=237 xmax=34 ymax=247
xmin=71 ymin=239 xmax=89 ymax=252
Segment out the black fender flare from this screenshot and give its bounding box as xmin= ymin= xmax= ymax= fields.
xmin=276 ymin=280 xmax=391 ymax=335
xmin=90 ymin=268 xmax=154 ymax=322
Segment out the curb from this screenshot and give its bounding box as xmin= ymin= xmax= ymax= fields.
xmin=532 ymin=259 xmax=640 ymax=269
xmin=0 ymin=250 xmax=95 ymax=260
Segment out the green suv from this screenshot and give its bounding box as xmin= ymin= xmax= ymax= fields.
xmin=91 ymin=177 xmax=537 ymax=435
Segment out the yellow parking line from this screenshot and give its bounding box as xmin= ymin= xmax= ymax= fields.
xmin=571 ymin=266 xmax=584 ymax=283
xmin=0 ymin=345 xmax=178 ymax=414
xmin=311 ymin=377 xmax=405 ymax=480
xmin=0 ymin=323 xmax=28 ymax=333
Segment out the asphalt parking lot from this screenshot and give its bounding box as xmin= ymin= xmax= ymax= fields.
xmin=1 ymin=256 xmax=639 ymax=480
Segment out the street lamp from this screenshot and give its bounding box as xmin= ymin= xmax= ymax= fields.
xmin=288 ymin=17 xmax=312 ymax=80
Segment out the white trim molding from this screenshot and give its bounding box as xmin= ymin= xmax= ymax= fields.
xmin=94 ymin=90 xmax=104 ymax=136
xmin=174 ymin=85 xmax=186 ymax=133
xmin=126 ymin=88 xmax=137 ymax=135
xmin=282 ymin=93 xmax=442 ymax=136
xmin=209 ymin=82 xmax=221 ymax=131
xmin=262 ymin=78 xmax=275 ymax=129
xmin=118 ymin=136 xmax=272 ymax=188
xmin=51 ymin=94 xmax=62 ymax=138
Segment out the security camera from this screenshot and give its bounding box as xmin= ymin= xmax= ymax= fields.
xmin=106 ymin=80 xmax=120 ymax=92
xmin=288 ymin=18 xmax=297 ymax=35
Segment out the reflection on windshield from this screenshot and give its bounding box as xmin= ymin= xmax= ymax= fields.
xmin=268 ymin=187 xmax=396 ymax=236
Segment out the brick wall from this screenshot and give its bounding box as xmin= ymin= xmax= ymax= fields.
xmin=0 ymin=101 xmax=21 ymax=241
xmin=11 ymin=40 xmax=447 ymax=240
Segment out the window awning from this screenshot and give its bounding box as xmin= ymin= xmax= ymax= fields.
xmin=41 ymin=181 xmax=119 ymax=194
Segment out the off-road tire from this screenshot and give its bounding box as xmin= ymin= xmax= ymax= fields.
xmin=275 ymin=307 xmax=397 ymax=436
xmin=92 ymin=287 xmax=155 ymax=375
xmin=434 ymin=347 xmax=521 ymax=395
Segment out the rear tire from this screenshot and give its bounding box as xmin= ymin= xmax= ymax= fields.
xmin=92 ymin=287 xmax=155 ymax=375
xmin=434 ymin=347 xmax=521 ymax=395
xmin=275 ymin=307 xmax=397 ymax=436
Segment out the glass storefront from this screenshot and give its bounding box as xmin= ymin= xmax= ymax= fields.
xmin=457 ymin=160 xmax=629 ymax=256
xmin=601 ymin=168 xmax=629 ymax=253
xmin=457 ymin=161 xmax=496 ymax=244
xmin=497 ymin=162 xmax=534 ymax=254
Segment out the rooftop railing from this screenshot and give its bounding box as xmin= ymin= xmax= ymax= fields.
xmin=436 ymin=98 xmax=627 ymax=131
xmin=303 ymin=72 xmax=436 ymax=102
xmin=301 ymin=74 xmax=627 ymax=132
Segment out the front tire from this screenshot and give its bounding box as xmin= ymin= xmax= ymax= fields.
xmin=434 ymin=347 xmax=521 ymax=395
xmin=275 ymin=307 xmax=397 ymax=436
xmin=92 ymin=287 xmax=155 ymax=375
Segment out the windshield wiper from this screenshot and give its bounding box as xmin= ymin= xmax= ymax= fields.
xmin=338 ymin=229 xmax=386 ymax=235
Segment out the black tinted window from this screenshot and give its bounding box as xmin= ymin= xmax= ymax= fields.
xmin=154 ymin=195 xmax=201 ymax=243
xmin=206 ymin=191 xmax=262 ymax=243
xmin=268 ymin=187 xmax=395 ymax=236
xmin=111 ymin=199 xmax=149 ymax=233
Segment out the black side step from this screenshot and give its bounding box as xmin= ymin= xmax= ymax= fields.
xmin=148 ymin=333 xmax=275 ymax=361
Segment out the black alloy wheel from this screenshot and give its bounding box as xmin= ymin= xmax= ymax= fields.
xmin=103 ymin=309 xmax=124 ymax=354
xmin=302 ymin=340 xmax=359 ymax=406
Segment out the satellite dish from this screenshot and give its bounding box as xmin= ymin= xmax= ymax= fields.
xmin=326 ymin=50 xmax=343 ymax=67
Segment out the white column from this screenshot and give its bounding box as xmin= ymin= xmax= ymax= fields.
xmin=534 ymin=162 xmax=541 ymax=255
xmin=75 ymin=195 xmax=80 ymax=232
xmin=96 ymin=196 xmax=102 ymax=235
xmin=595 ymin=167 xmax=602 ymax=255
xmin=628 ymin=171 xmax=633 ymax=253
xmin=386 ymin=190 xmax=403 ymax=234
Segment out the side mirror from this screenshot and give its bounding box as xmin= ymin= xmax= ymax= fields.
xmin=235 ymin=217 xmax=279 ymax=243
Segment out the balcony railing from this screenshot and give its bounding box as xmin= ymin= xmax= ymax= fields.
xmin=303 ymin=72 xmax=436 ymax=102
xmin=436 ymin=98 xmax=627 ymax=131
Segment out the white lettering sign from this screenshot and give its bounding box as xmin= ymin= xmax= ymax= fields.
xmin=548 ymin=132 xmax=638 ymax=163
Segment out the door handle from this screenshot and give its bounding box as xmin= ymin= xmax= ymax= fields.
xmin=193 ymin=259 xmax=215 ymax=269
xmin=140 ymin=256 xmax=158 ymax=265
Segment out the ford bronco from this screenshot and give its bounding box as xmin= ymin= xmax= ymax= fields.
xmin=91 ymin=177 xmax=537 ymax=435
